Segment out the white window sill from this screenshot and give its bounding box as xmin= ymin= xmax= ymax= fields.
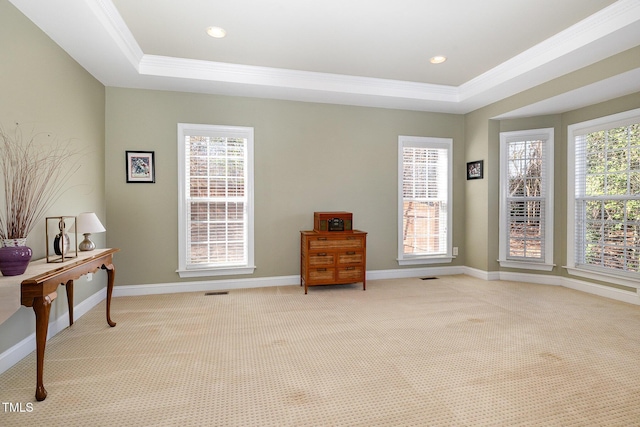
xmin=564 ymin=266 xmax=640 ymax=289
xmin=177 ymin=266 xmax=256 ymax=278
xmin=498 ymin=260 xmax=555 ymax=271
xmin=397 ymin=256 xmax=454 ymax=266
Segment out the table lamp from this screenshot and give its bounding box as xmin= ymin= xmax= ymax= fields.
xmin=76 ymin=212 xmax=106 ymax=251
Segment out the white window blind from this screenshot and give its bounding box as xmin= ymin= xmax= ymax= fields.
xmin=499 ymin=128 xmax=554 ymax=270
xmin=573 ymin=121 xmax=640 ymax=275
xmin=177 ymin=124 xmax=254 ymax=277
xmin=398 ymin=136 xmax=452 ymax=264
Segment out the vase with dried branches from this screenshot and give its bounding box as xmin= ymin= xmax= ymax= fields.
xmin=0 ymin=125 xmax=81 ymax=275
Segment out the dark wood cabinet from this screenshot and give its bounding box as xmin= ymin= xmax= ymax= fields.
xmin=300 ymin=230 xmax=367 ymax=294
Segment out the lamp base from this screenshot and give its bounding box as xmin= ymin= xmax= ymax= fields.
xmin=78 ymin=233 xmax=96 ymax=251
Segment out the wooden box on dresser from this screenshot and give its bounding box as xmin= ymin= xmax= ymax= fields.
xmin=300 ymin=230 xmax=367 ymax=294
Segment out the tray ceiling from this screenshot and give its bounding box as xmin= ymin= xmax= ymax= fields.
xmin=9 ymin=0 xmax=640 ymax=117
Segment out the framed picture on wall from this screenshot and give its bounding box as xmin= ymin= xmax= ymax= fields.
xmin=126 ymin=151 xmax=155 ymax=183
xmin=466 ymin=160 xmax=483 ymax=180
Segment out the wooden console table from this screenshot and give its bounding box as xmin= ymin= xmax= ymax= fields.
xmin=18 ymin=248 xmax=119 ymax=401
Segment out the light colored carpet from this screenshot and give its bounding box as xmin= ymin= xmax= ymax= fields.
xmin=1 ymin=275 xmax=639 ymax=426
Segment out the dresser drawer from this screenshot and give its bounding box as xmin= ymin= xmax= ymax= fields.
xmin=337 ymin=266 xmax=364 ymax=282
xmin=308 ymin=236 xmax=364 ymax=250
xmin=309 ymin=252 xmax=335 ymax=266
xmin=337 ymin=250 xmax=363 ymax=265
xmin=308 ymin=267 xmax=335 ymax=283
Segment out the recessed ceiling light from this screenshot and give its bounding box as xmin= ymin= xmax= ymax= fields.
xmin=430 ymin=56 xmax=447 ymax=64
xmin=206 ymin=26 xmax=227 ymax=38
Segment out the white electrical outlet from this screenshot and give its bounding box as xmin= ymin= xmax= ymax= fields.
xmin=86 ymin=272 xmax=93 ymax=281
xmin=453 ymin=247 xmax=458 ymax=256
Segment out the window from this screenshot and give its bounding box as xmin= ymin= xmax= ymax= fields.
xmin=177 ymin=124 xmax=254 ymax=278
xmin=397 ymin=136 xmax=452 ymax=265
xmin=499 ymin=128 xmax=554 ymax=270
xmin=567 ymin=108 xmax=640 ymax=288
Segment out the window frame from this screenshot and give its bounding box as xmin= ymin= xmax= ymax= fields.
xmin=397 ymin=135 xmax=453 ymax=265
xmin=567 ymin=108 xmax=640 ymax=289
xmin=177 ymin=123 xmax=255 ymax=278
xmin=498 ymin=128 xmax=555 ymax=271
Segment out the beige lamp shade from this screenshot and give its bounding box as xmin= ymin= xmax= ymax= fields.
xmin=76 ymin=212 xmax=105 ymax=251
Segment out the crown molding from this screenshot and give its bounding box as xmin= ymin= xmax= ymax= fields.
xmin=139 ymin=55 xmax=461 ymax=103
xmin=88 ymin=0 xmax=144 ymax=70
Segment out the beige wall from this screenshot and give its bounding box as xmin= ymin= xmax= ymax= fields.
xmin=0 ymin=0 xmax=105 ymax=353
xmin=105 ymin=89 xmax=466 ymax=285
xmin=462 ymin=113 xmax=492 ymax=271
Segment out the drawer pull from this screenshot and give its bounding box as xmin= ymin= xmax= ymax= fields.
xmin=318 ymin=237 xmax=327 ymax=241
xmin=346 ymin=266 xmax=355 ymax=270
xmin=346 ymin=251 xmax=356 ymax=255
xmin=317 ymin=268 xmax=327 ymax=272
xmin=317 ymin=252 xmax=327 ymax=256
xmin=347 ymin=236 xmax=355 ymax=240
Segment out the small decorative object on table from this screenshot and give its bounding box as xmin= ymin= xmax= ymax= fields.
xmin=46 ymin=216 xmax=77 ymax=263
xmin=0 ymin=238 xmax=33 ymax=276
xmin=76 ymin=212 xmax=106 ymax=251
xmin=313 ymin=211 xmax=353 ymax=233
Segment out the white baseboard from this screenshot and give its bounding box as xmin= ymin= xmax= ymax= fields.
xmin=561 ymin=276 xmax=639 ymax=305
xmin=0 ymin=334 xmax=36 ymax=376
xmin=493 ymin=270 xmax=638 ymax=303
xmin=112 ymin=275 xmax=302 ymax=297
xmin=462 ymin=266 xmax=500 ymax=281
xmin=497 ymin=271 xmax=563 ymax=286
xmin=0 ymin=287 xmax=106 ymax=375
xmin=112 ymin=267 xmax=467 ymax=297
xmin=367 ymin=266 xmax=465 ymax=280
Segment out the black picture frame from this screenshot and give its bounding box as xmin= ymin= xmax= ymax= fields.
xmin=466 ymin=160 xmax=483 ymax=180
xmin=126 ymin=151 xmax=155 ymax=183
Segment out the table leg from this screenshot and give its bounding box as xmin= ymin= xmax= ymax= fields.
xmin=102 ymin=263 xmax=117 ymax=327
xmin=64 ymin=280 xmax=74 ymax=326
xmin=33 ymin=293 xmax=55 ymax=401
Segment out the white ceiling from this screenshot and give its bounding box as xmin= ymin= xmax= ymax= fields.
xmin=9 ymin=0 xmax=640 ymax=118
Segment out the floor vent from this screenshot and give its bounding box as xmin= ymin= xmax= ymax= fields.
xmin=205 ymin=291 xmax=229 ymax=296
xmin=420 ymin=277 xmax=438 ymax=280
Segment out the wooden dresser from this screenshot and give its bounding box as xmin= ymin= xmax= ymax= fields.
xmin=300 ymin=230 xmax=367 ymax=294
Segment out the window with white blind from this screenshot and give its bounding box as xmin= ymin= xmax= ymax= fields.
xmin=567 ymin=109 xmax=640 ymax=288
xmin=177 ymin=124 xmax=254 ymax=278
xmin=397 ymin=136 xmax=453 ymax=265
xmin=499 ymin=128 xmax=554 ymax=270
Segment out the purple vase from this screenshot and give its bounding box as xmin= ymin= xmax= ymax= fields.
xmin=0 ymin=239 xmax=33 ymax=276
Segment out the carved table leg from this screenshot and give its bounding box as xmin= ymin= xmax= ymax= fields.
xmin=102 ymin=263 xmax=117 ymax=327
xmin=33 ymin=294 xmax=55 ymax=401
xmin=64 ymin=280 xmax=74 ymax=326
